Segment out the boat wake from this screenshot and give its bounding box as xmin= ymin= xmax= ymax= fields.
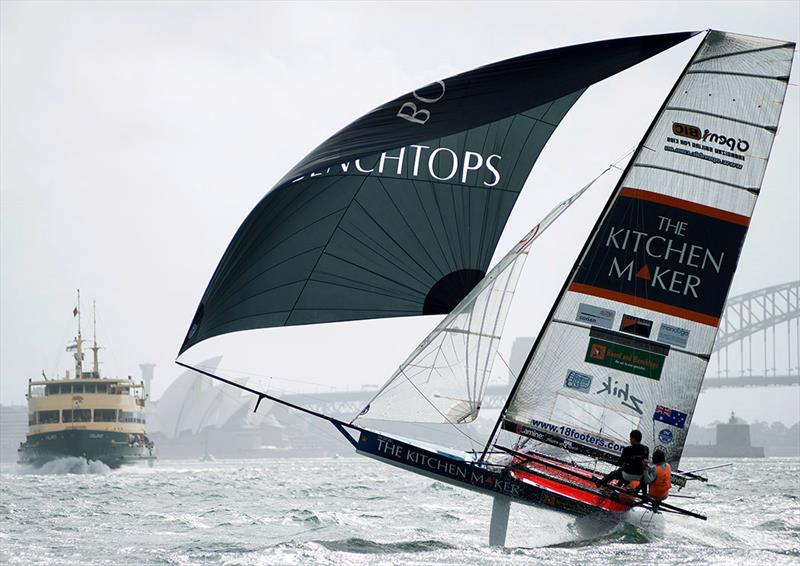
xmin=554 ymin=520 xmax=653 ymax=547
xmin=316 ymin=538 xmax=456 ymax=554
xmin=17 ymin=456 xmax=111 ymax=475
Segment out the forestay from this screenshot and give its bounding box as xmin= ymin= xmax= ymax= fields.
xmin=501 ymin=31 xmax=795 ymax=465
xmin=353 ymin=179 xmax=599 ymax=428
xmin=179 ymin=33 xmax=696 ymax=355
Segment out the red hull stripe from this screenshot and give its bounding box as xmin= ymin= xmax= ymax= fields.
xmin=513 ymin=456 xmax=634 ymax=513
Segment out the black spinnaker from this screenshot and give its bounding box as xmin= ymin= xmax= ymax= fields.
xmin=180 ymin=32 xmax=696 ymax=354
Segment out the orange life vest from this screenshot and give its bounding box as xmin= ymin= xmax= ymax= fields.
xmin=648 ymin=463 xmax=671 ymax=500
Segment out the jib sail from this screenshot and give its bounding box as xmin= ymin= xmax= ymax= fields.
xmin=352 ymin=178 xmax=599 ymax=441
xmin=179 ymin=33 xmax=696 ymax=354
xmin=499 ymin=30 xmax=795 ymax=465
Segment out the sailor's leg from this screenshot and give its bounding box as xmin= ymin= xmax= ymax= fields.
xmin=489 ymin=495 xmax=511 ymax=547
xmin=596 ymin=468 xmax=622 ymax=486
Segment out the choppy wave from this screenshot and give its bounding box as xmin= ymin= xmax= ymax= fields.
xmin=0 ymin=457 xmax=798 ymax=565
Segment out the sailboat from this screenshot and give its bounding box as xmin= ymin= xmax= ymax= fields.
xmin=176 ymin=30 xmax=795 ymax=544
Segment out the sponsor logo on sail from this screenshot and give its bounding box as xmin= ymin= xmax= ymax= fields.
xmin=653 ymin=405 xmax=687 ymax=429
xmin=702 ymin=127 xmax=750 ymax=153
xmin=504 ymin=419 xmax=625 ymax=454
xmin=619 ymin=314 xmax=653 ymax=338
xmin=596 ymin=375 xmax=644 ymax=415
xmin=564 ymin=370 xmax=593 ymax=393
xmin=672 ymin=122 xmax=750 ymax=153
xmin=291 ymin=144 xmax=502 ymax=188
xmin=672 ymin=122 xmax=702 ymax=140
xmin=658 ymin=429 xmax=674 ymax=444
xmin=570 ymin=188 xmax=749 ymax=326
xmin=657 ymin=323 xmax=690 ymax=348
xmin=585 ymin=337 xmax=664 ymax=381
xmin=576 ymin=303 xmax=615 ymax=329
xmin=396 ymin=80 xmax=446 ymax=125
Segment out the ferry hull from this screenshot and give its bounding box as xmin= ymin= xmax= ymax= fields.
xmin=355 ymin=429 xmax=610 ymax=517
xmin=17 ymin=429 xmax=156 ymax=469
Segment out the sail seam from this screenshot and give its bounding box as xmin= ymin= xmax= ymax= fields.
xmin=692 ymin=41 xmax=795 ymax=64
xmin=210 ymin=173 xmax=350 ymax=304
xmin=632 ymin=163 xmax=760 ymax=193
xmin=378 ymin=177 xmax=444 ymax=281
xmin=283 ymin=175 xmax=373 ymax=326
xmin=685 ymin=70 xmax=790 ymax=81
xmin=410 ymin=178 xmax=457 ymax=274
xmin=348 ymin=196 xmax=440 ymax=286
xmin=322 ymin=250 xmax=431 ymax=298
xmin=310 ymin=271 xmax=426 ymax=303
xmin=666 ymin=105 xmax=778 ymax=130
xmin=336 ymin=223 xmax=433 ymax=288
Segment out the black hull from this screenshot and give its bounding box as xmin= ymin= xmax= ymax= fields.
xmin=355 ymin=430 xmax=601 ymax=517
xmin=18 ymin=429 xmax=156 ymax=469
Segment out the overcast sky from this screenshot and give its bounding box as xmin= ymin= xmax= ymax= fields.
xmin=2 ymin=1 xmax=798 ymax=425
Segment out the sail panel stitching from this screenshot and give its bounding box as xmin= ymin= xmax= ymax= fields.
xmin=692 ymin=41 xmax=794 ymax=64
xmin=631 ymin=163 xmax=760 ymax=193
xmin=665 ymin=106 xmax=776 ymax=130
xmin=685 ymin=70 xmax=790 ymax=81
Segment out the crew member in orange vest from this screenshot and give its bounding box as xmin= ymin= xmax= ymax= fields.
xmin=647 ymin=449 xmax=671 ymax=510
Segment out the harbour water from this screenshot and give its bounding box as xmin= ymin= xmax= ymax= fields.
xmin=0 ymin=456 xmax=797 ymax=565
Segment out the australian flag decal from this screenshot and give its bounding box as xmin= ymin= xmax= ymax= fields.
xmin=653 ymin=405 xmax=687 ymax=428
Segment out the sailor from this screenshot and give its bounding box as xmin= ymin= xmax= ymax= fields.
xmin=595 ymin=429 xmax=650 ymax=498
xmin=646 ymin=449 xmax=671 ymax=509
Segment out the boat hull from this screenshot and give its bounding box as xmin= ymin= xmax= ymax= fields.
xmin=17 ymin=429 xmax=156 ymax=469
xmin=355 ymin=429 xmax=616 ymax=517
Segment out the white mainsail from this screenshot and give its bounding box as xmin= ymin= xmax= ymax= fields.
xmin=499 ymin=31 xmax=795 ymax=465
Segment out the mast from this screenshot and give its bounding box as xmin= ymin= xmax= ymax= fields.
xmin=69 ymin=289 xmax=85 ymax=379
xmin=90 ymin=300 xmax=101 ymax=377
xmin=480 ymin=31 xmax=710 ymax=460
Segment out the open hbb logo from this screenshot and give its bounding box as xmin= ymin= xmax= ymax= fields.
xmin=589 ymin=344 xmax=607 ymax=361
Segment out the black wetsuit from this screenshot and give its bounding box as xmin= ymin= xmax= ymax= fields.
xmin=618 ymin=443 xmax=649 ymax=476
xmin=598 ymin=443 xmax=650 ymax=496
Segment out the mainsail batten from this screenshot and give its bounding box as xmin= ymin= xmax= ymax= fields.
xmin=180 ymin=33 xmax=698 ymax=354
xmin=498 ymin=30 xmax=795 ymax=466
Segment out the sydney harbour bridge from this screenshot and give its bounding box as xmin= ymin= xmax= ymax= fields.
xmin=284 ymin=281 xmax=800 ymax=418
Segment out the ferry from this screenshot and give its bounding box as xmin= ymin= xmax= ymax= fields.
xmin=17 ymin=293 xmax=156 ymax=468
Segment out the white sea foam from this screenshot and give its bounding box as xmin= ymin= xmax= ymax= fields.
xmin=17 ymin=456 xmax=111 ymax=475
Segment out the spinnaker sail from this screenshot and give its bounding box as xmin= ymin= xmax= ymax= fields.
xmin=498 ymin=30 xmax=795 ymax=466
xmin=179 ymin=33 xmax=696 ymax=354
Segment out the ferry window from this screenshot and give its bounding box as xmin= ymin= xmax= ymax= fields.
xmin=84 ymin=384 xmax=96 ymax=394
xmin=45 ymin=384 xmax=59 ymax=396
xmin=121 ymin=411 xmax=145 ymax=423
xmin=62 ymin=410 xmax=73 ymax=423
xmin=93 ymin=409 xmax=117 ymax=422
xmin=30 ymin=385 xmax=45 ymax=398
xmin=29 ymin=413 xmax=36 ymax=425
xmin=59 ymin=384 xmax=71 ymax=394
xmin=96 ymin=384 xmax=108 ymax=394
xmin=38 ymin=410 xmax=59 ymax=424
xmin=73 ymin=409 xmax=91 ymax=422
xmin=73 ymin=384 xmax=84 ymax=394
